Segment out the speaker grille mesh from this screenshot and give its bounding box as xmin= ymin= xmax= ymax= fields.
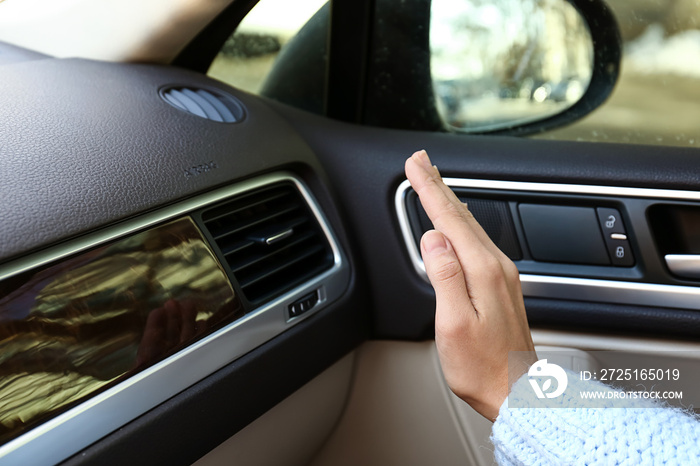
xmin=408 ymin=191 xmax=522 ymax=261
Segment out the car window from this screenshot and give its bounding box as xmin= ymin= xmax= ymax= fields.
xmin=380 ymin=0 xmax=700 ymax=147
xmin=535 ymin=0 xmax=700 ymax=148
xmin=210 ymin=0 xmax=699 ymax=149
xmin=207 ymin=0 xmax=328 ymax=98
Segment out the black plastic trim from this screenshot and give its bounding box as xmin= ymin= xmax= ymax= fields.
xmin=525 ymin=297 xmax=700 ymax=339
xmin=326 ymin=0 xmax=375 ymax=121
xmin=260 ymin=3 xmax=330 ymax=115
xmin=363 ymin=0 xmax=444 ymax=131
xmin=172 ymin=0 xmax=260 ymax=72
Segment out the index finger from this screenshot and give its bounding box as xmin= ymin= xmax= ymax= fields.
xmin=405 ymin=153 xmax=494 ymax=265
xmin=407 ymin=151 xmax=510 ymax=263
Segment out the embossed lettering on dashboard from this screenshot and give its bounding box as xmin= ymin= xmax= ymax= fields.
xmin=183 ymin=161 xmax=218 ymax=179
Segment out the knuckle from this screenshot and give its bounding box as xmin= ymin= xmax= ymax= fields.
xmin=476 ymin=256 xmax=509 ymax=291
xmin=435 ymin=311 xmax=466 ymax=341
xmin=461 ymin=206 xmax=475 ymax=221
xmin=481 ymin=256 xmax=503 ymax=278
xmin=502 ymin=260 xmax=519 ymax=281
xmin=431 ymin=202 xmax=464 ymax=224
xmin=430 ymin=256 xmax=463 ymax=284
xmin=414 ymin=181 xmax=433 ymax=197
xmin=414 ymin=172 xmax=441 ymax=194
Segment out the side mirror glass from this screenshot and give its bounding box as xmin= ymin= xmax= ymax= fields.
xmin=430 ymin=0 xmax=595 ymax=132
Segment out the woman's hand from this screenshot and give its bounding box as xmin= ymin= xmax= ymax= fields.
xmin=405 ymin=150 xmax=536 ymax=421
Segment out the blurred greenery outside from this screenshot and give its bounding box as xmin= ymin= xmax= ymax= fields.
xmin=208 ymin=0 xmax=700 ymax=149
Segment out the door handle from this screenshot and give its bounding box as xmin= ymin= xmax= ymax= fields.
xmin=665 ymin=254 xmax=700 ymax=279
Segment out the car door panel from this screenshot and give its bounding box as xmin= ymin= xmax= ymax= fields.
xmin=269 ymin=100 xmax=700 ymax=340
xmin=193 ymin=352 xmax=354 ymax=466
xmin=308 ymin=340 xmax=487 ymax=466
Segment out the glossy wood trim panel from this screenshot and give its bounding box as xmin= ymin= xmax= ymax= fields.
xmin=0 ymin=217 xmax=242 ymax=445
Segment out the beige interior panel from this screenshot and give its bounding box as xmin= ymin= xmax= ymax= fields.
xmin=444 ymin=390 xmax=496 ymax=466
xmin=532 ymin=330 xmax=700 ymax=410
xmin=193 ymin=351 xmax=355 ymax=466
xmin=445 ymin=335 xmax=700 ymax=466
xmin=310 ymin=332 xmax=700 ymax=466
xmin=309 ymin=341 xmax=484 ymax=466
xmin=194 ymin=330 xmax=700 ymax=466
xmin=532 ymin=329 xmax=700 ymax=354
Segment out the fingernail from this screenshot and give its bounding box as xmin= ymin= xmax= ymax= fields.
xmin=412 ymin=150 xmax=433 ymax=172
xmin=433 ymin=165 xmax=441 ymax=178
xmin=422 ymin=230 xmax=447 ymax=253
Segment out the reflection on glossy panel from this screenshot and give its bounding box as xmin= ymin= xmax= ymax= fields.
xmin=0 ymin=218 xmax=242 ymax=445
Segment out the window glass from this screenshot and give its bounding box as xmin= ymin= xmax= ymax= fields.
xmin=535 ymin=0 xmax=700 ymax=148
xmin=208 ymin=0 xmax=328 ymax=96
xmin=211 ymin=0 xmax=699 ymax=149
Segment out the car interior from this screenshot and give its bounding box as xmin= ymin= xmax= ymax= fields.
xmin=1 ymin=0 xmax=700 ymax=464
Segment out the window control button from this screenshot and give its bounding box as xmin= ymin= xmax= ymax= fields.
xmin=597 ymin=207 xmax=626 ymax=234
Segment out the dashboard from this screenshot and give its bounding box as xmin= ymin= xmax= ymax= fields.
xmin=0 ymin=45 xmax=364 ymax=465
xmin=0 ymin=172 xmax=349 ymax=463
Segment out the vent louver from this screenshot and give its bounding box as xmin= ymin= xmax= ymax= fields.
xmin=160 ymin=86 xmax=245 ymax=123
xmin=201 ymin=184 xmax=334 ymax=304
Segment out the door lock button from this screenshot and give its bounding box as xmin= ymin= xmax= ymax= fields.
xmin=596 ymin=207 xmax=635 ymax=266
xmin=607 ymin=239 xmax=634 ymax=266
xmin=597 ymin=207 xmax=626 ymax=234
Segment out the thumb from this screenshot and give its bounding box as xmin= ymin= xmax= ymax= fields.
xmin=421 ymin=230 xmax=471 ymax=312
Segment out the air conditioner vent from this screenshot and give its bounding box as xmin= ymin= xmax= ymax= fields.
xmin=201 ymin=184 xmax=334 ymax=304
xmin=160 ymin=86 xmax=245 ymax=123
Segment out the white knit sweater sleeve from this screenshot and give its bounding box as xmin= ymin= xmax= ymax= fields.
xmin=490 ymin=371 xmax=700 ymax=465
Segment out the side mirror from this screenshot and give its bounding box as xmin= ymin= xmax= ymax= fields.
xmin=361 ymin=0 xmax=621 ymax=135
xmin=431 ymin=0 xmax=616 ymax=133
xmin=260 ymin=0 xmax=621 ymax=137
